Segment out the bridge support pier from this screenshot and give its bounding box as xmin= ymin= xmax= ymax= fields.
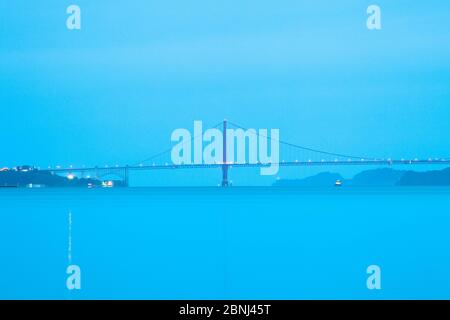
xmin=123 ymin=166 xmax=129 ymax=187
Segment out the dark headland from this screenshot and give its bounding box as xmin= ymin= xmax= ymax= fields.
xmin=0 ymin=166 xmax=123 ymax=188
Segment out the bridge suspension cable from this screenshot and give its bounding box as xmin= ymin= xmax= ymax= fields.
xmin=131 ymin=121 xmax=223 ymax=166
xmin=227 ymin=120 xmax=377 ymax=161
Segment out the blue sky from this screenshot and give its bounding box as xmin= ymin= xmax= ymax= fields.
xmin=1 ymin=1 xmax=450 ymax=185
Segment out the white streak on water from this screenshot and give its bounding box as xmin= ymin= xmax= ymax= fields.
xmin=68 ymin=211 xmax=72 ymax=264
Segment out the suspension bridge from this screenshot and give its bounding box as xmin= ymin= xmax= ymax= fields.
xmin=39 ymin=120 xmax=450 ymax=187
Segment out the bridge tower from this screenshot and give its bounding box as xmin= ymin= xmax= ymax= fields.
xmin=221 ymin=119 xmax=229 ymax=187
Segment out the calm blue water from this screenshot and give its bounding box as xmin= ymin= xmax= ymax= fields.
xmin=1 ymin=187 xmax=449 ymax=299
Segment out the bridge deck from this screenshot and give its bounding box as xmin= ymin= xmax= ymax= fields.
xmin=42 ymin=159 xmax=450 ymax=173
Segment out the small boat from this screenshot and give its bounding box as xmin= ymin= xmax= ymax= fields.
xmin=335 ymin=179 xmax=343 ymax=187
xmin=102 ymin=181 xmax=114 ymax=188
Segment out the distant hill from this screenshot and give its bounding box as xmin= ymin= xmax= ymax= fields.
xmin=397 ymin=167 xmax=450 ymax=186
xmin=274 ymin=172 xmax=343 ymax=187
xmin=273 ymin=167 xmax=450 ymax=187
xmin=348 ymin=168 xmax=406 ymax=186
